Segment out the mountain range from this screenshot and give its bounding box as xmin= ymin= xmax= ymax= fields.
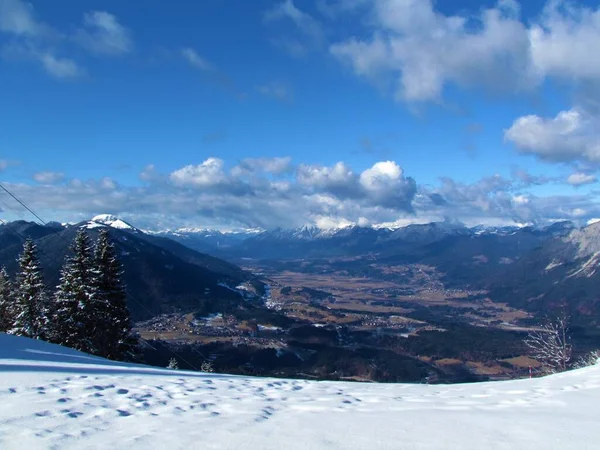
xmin=0 ymin=215 xmax=266 ymax=321
xmin=151 ymin=218 xmax=600 ymax=328
xmin=151 ymin=220 xmax=577 ymax=261
xmin=489 ymin=221 xmax=600 ymax=328
xmin=3 ymin=214 xmax=600 ymax=329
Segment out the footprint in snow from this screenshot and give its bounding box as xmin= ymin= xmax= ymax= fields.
xmin=61 ymin=409 xmax=83 ymax=419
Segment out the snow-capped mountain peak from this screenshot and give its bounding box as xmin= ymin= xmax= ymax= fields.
xmin=87 ymin=214 xmax=136 ymax=230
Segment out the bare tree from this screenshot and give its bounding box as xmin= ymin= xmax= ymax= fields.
xmin=572 ymin=351 xmax=599 ymax=370
xmin=524 ymin=313 xmax=572 ymax=374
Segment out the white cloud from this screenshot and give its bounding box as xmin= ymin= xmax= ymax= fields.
xmin=8 ymin=158 xmax=600 ymax=230
xmin=505 ymin=109 xmax=600 ymax=164
xmin=329 ymin=0 xmax=600 ymax=104
xmin=313 ymin=215 xmax=355 ymax=229
xmin=32 ymin=171 xmax=64 ymax=184
xmin=359 ymin=161 xmax=402 ymax=191
xmin=100 ymin=177 xmax=117 ymax=190
xmin=0 ymin=1 xmax=131 ymax=78
xmin=264 ymin=0 xmax=324 ymax=43
xmin=0 ymin=0 xmax=78 ymax=78
xmin=75 ymin=11 xmax=133 ymax=56
xmin=296 ymin=160 xmax=417 ymax=211
xmin=170 ymin=158 xmax=227 ymax=187
xmin=530 ymin=1 xmax=600 ymax=80
xmin=0 ymin=159 xmax=8 ymax=171
xmin=181 ymin=47 xmax=214 ymax=71
xmin=39 ymin=53 xmax=82 ymax=78
xmin=1 ymin=41 xmax=84 ymax=79
xmin=567 ymin=172 xmax=597 ymax=186
xmin=139 ymin=164 xmax=163 ymax=183
xmin=0 ymin=0 xmax=45 ymax=37
xmin=331 ymin=0 xmax=533 ymax=102
xmin=297 ymin=161 xmax=355 ymax=190
xmin=359 ymin=161 xmax=416 ymax=209
xmin=512 ymin=194 xmax=530 ymax=205
xmin=231 ymin=157 xmax=292 ymax=176
xmin=357 ymin=216 xmax=370 ymax=227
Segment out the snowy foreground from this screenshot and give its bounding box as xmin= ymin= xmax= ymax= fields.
xmin=1 ymin=334 xmax=599 ymax=450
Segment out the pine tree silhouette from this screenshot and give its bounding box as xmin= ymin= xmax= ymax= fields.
xmin=53 ymin=229 xmax=99 ymax=353
xmin=0 ymin=267 xmax=14 ymax=332
xmin=10 ymin=240 xmax=49 ymax=339
xmin=93 ymin=228 xmax=137 ymax=360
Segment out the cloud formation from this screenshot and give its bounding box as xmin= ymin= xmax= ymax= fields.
xmin=181 ymin=47 xmax=213 ymax=71
xmin=328 ymin=0 xmax=600 ymax=104
xmin=264 ymin=0 xmax=324 ymax=43
xmin=0 ymin=0 xmax=132 ymax=78
xmin=264 ymin=0 xmax=325 ymax=56
xmin=75 ymin=11 xmax=133 ymax=56
xmin=170 ymin=158 xmax=228 ymax=188
xmin=567 ymin=172 xmax=598 ymax=186
xmin=505 ymin=109 xmax=600 ymax=164
xmin=3 ymin=156 xmax=597 ymax=230
xmin=323 ymin=1 xmax=600 ymax=172
xmin=231 ymin=157 xmax=293 ymax=176
xmin=32 ymin=171 xmax=65 ymax=184
xmin=330 ymin=0 xmax=533 ymax=102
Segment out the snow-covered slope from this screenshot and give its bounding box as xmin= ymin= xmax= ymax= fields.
xmin=86 ymin=214 xmax=137 ymax=231
xmin=1 ymin=333 xmax=599 ymax=450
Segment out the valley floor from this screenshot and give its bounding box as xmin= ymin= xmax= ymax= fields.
xmin=1 ymin=333 xmax=599 ymax=450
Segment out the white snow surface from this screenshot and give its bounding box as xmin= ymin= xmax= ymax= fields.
xmin=1 ymin=334 xmax=599 ymax=450
xmin=89 ymin=214 xmax=135 ymax=230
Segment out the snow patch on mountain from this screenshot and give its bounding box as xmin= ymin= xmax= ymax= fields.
xmin=87 ymin=214 xmax=136 ymax=231
xmin=567 ymin=251 xmax=600 ymax=278
xmin=545 ymin=260 xmax=562 ymax=271
xmin=146 ymin=227 xmax=264 ymax=237
xmin=565 ymin=221 xmax=600 ymax=259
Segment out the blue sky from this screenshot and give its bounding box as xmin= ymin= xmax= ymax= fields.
xmin=1 ymin=0 xmax=600 ymax=230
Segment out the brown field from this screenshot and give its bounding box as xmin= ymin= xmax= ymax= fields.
xmin=502 ymin=356 xmax=542 ymax=368
xmin=258 ymin=265 xmax=532 ymax=329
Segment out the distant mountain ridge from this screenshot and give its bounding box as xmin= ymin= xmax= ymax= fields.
xmin=0 ymin=215 xmax=267 ymax=321
xmin=146 ymin=218 xmax=600 ymax=326
xmin=150 ymin=220 xmax=577 ymax=260
xmin=488 ymin=221 xmax=600 ymax=326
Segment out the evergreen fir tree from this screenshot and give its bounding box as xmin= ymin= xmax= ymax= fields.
xmin=92 ymin=228 xmax=137 ymax=360
xmin=167 ymin=357 xmax=179 ymax=370
xmin=53 ymin=229 xmax=98 ymax=353
xmin=0 ymin=267 xmax=14 ymax=332
xmin=10 ymin=240 xmax=49 ymax=339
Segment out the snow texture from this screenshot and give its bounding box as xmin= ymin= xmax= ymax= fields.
xmin=1 ymin=333 xmax=599 ymax=449
xmin=89 ymin=215 xmax=135 ymax=230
